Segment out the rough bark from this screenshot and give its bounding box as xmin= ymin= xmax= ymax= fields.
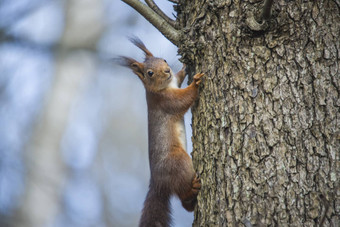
xmin=175 ymin=0 xmax=340 ymax=226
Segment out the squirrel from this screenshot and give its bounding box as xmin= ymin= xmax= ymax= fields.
xmin=119 ymin=37 xmax=203 ymax=227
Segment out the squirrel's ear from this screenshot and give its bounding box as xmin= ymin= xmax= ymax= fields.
xmin=131 ymin=62 xmax=145 ymax=82
xmin=118 ymin=56 xmax=145 ymax=82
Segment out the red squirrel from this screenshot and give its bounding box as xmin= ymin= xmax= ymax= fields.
xmin=120 ymin=38 xmax=203 ymax=227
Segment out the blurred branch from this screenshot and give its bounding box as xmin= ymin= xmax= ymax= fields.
xmin=121 ymin=0 xmax=180 ymax=46
xmin=145 ymin=0 xmax=177 ymax=28
xmin=0 ymin=30 xmax=55 ymax=50
xmin=11 ymin=0 xmax=105 ymax=224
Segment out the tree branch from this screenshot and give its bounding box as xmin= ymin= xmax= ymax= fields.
xmin=145 ymin=0 xmax=177 ymax=28
xmin=260 ymin=0 xmax=274 ymax=22
xmin=121 ymin=0 xmax=180 ymax=46
xmin=246 ymin=0 xmax=274 ymax=31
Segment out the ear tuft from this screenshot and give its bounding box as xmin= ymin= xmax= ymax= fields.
xmin=129 ymin=36 xmax=154 ymax=58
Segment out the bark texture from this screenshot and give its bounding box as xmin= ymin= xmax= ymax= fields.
xmin=175 ymin=0 xmax=340 ymax=226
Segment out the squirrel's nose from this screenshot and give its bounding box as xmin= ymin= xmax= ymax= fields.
xmin=164 ymin=68 xmax=170 ymax=74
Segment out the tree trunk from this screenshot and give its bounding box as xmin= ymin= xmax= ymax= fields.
xmin=179 ymin=1 xmax=340 ymax=226
xmin=175 ymin=0 xmax=340 ymax=226
xmin=123 ymin=0 xmax=339 ymax=226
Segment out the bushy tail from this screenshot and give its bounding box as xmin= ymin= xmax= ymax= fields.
xmin=139 ymin=186 xmax=171 ymax=227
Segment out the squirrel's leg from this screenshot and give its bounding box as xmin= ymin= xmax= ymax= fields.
xmin=175 ymin=64 xmax=186 ymax=87
xmin=167 ymin=147 xmax=201 ymax=211
xmin=180 ymin=174 xmax=201 ymax=211
xmin=160 ymin=74 xmax=204 ymax=114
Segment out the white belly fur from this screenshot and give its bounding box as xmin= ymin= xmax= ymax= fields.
xmin=168 ymin=70 xmax=178 ymax=89
xmin=168 ymin=72 xmax=187 ymax=150
xmin=176 ymin=120 xmax=187 ymax=151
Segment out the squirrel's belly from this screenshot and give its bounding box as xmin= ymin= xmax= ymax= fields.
xmin=175 ymin=119 xmax=187 ymax=151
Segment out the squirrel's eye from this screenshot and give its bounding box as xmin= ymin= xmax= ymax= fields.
xmin=164 ymin=59 xmax=167 ymax=63
xmin=147 ymin=71 xmax=154 ymax=77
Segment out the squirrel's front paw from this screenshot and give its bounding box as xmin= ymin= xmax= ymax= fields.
xmin=193 ymin=73 xmax=205 ymax=85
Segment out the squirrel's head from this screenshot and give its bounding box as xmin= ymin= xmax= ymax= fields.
xmin=119 ymin=37 xmax=175 ymax=92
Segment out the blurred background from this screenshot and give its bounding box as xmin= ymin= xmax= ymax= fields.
xmin=0 ymin=0 xmax=194 ymax=226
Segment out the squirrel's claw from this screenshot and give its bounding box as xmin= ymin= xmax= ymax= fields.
xmin=192 ymin=175 xmax=201 ymax=191
xmin=193 ymin=73 xmax=205 ymax=85
xmin=193 ymin=72 xmax=204 ymax=80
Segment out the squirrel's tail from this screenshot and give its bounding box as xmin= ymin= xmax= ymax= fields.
xmin=139 ymin=185 xmax=171 ymax=227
